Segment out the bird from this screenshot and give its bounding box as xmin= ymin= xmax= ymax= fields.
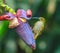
xmin=33 ymin=17 xmax=46 ymax=40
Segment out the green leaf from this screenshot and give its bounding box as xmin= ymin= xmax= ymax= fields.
xmin=0 ymin=21 xmax=9 ymax=41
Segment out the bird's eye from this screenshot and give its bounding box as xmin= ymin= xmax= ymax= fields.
xmin=26 ymin=9 xmax=32 ymax=18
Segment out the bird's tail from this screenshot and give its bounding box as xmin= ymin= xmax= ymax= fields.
xmin=34 ymin=33 xmax=39 ymax=40
xmin=34 ymin=32 xmax=42 ymax=40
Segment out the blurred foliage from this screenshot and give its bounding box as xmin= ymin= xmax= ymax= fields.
xmin=0 ymin=0 xmax=60 ymax=53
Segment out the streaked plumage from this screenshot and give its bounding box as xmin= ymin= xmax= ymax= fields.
xmin=33 ymin=17 xmax=46 ymax=39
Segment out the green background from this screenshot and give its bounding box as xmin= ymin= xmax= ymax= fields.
xmin=0 ymin=0 xmax=60 ymax=53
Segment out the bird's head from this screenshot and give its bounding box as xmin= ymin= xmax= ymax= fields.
xmin=39 ymin=17 xmax=46 ymax=23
